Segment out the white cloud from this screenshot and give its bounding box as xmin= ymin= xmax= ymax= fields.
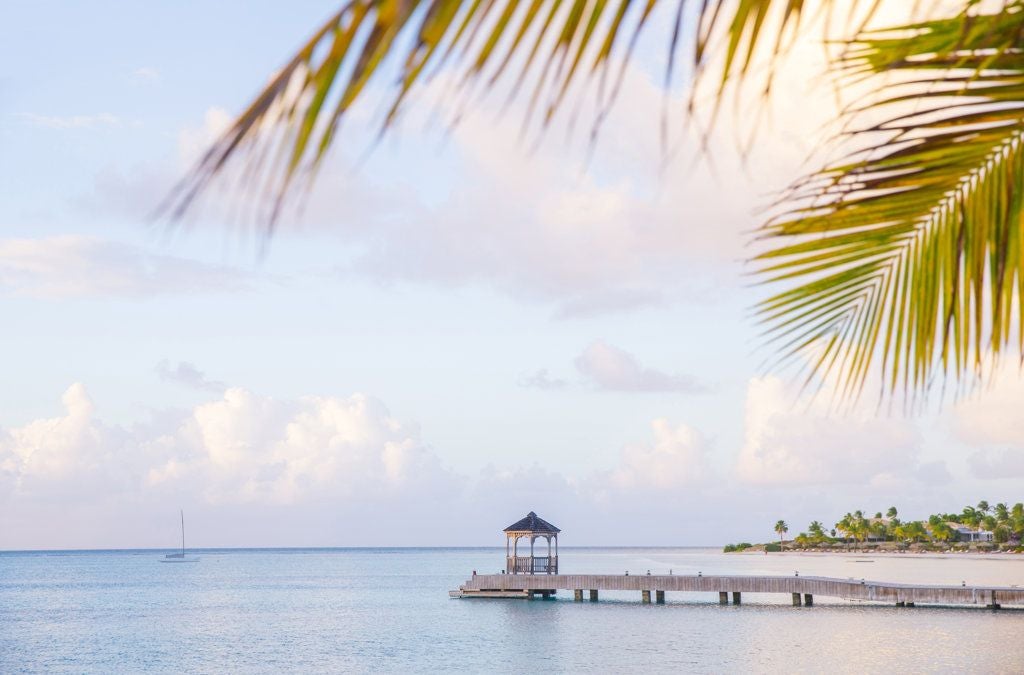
xmin=177 ymin=107 xmax=232 ymax=168
xmin=4 ymin=383 xmax=98 ymax=482
xmin=0 ymin=382 xmax=725 ymax=547
xmin=575 ymin=340 xmax=705 ymax=393
xmin=0 ymin=235 xmax=253 ymax=298
xmin=0 ymin=384 xmax=449 ymax=509
xmin=953 ymin=370 xmax=1024 ymax=447
xmin=156 ymin=361 xmax=226 ymax=393
xmin=734 ymin=376 xmax=936 ymax=486
xmin=950 ymin=369 xmax=1024 ymax=480
xmin=264 ymin=61 xmax=800 ymax=316
xmin=608 ymin=419 xmax=707 ymax=490
xmin=19 ymin=112 xmax=122 ymax=129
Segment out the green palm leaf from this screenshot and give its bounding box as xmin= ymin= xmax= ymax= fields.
xmin=756 ymin=3 xmax=1024 ymax=404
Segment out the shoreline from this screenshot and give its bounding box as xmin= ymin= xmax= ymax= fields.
xmin=731 ymin=548 xmax=1024 ymax=558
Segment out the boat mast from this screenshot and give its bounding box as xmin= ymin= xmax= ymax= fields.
xmin=180 ymin=509 xmax=185 ymax=555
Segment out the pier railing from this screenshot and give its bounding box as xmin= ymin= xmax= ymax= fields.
xmin=506 ymin=556 xmax=558 ymax=574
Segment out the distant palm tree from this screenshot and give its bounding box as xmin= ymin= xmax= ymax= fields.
xmin=166 ymin=0 xmax=1024 ymax=405
xmin=930 ymin=521 xmax=955 ymax=544
xmin=836 ymin=514 xmax=853 ymax=545
xmin=995 ymin=503 xmax=1009 ymax=523
xmin=808 ymin=520 xmax=826 ymax=543
xmin=962 ymin=506 xmax=981 ymax=529
xmin=977 ymin=501 xmax=990 ymax=516
xmin=886 ymin=507 xmax=898 ymax=520
xmin=775 ymin=520 xmax=789 ymax=549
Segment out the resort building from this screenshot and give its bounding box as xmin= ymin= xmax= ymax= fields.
xmin=947 ymin=523 xmax=995 ymax=543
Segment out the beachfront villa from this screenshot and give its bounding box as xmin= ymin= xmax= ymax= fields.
xmin=504 ymin=512 xmax=559 ymax=574
xmin=948 ymin=523 xmax=995 ymax=543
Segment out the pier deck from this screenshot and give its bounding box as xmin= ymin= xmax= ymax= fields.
xmin=450 ymin=574 xmax=1024 ymax=608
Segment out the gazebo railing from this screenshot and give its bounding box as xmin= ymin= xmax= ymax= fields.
xmin=506 ymin=556 xmax=558 ymax=574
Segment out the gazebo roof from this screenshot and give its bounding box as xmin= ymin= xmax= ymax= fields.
xmin=503 ymin=511 xmax=560 ymax=534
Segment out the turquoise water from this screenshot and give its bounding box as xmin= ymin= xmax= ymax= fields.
xmin=2 ymin=547 xmax=1023 ymax=673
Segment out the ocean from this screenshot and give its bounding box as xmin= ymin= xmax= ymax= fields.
xmin=2 ymin=547 xmax=1023 ymax=673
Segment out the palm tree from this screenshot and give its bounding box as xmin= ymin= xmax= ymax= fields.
xmin=886 ymin=507 xmax=898 ymax=520
xmin=962 ymin=506 xmax=981 ymax=529
xmin=808 ymin=520 xmax=826 ymax=544
xmin=775 ymin=520 xmax=789 ymax=549
xmin=930 ymin=521 xmax=955 ymax=545
xmin=904 ymin=521 xmax=927 ymax=544
xmin=977 ymin=501 xmax=991 ymax=516
xmin=995 ymin=503 xmax=1009 ymax=523
xmin=836 ymin=514 xmax=853 ymax=545
xmin=166 ymin=0 xmax=1024 ymax=403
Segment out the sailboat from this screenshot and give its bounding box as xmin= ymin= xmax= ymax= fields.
xmin=160 ymin=509 xmax=199 ymax=563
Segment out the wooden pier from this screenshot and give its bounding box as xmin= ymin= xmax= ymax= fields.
xmin=450 ymin=573 xmax=1024 ymax=608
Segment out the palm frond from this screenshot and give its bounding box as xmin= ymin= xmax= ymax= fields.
xmin=162 ymin=0 xmax=866 ymax=227
xmin=756 ymin=2 xmax=1024 ymax=405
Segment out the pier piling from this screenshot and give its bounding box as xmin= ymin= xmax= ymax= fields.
xmin=589 ymin=589 xmax=598 ymax=602
xmin=574 ymin=589 xmax=583 ymax=602
xmin=792 ymin=593 xmax=802 ymax=606
xmin=732 ymin=592 xmax=741 ymax=605
xmin=655 ymin=590 xmax=665 ymax=604
xmin=986 ymin=591 xmax=1000 ymax=609
xmin=803 ymin=594 xmax=813 ymax=607
xmin=719 ymin=591 xmax=728 ymax=605
xmin=641 ymin=590 xmax=652 ymax=604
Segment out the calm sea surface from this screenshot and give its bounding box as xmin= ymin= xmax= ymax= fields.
xmin=2 ymin=547 xmax=1023 ymax=673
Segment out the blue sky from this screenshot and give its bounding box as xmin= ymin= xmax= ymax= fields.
xmin=2 ymin=1 xmax=1023 ymax=549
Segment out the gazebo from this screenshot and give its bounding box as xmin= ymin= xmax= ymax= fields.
xmin=504 ymin=511 xmax=560 ymax=574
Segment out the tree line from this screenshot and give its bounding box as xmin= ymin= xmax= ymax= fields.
xmin=787 ymin=502 xmax=1024 ymax=547
xmin=725 ymin=502 xmax=1024 ymax=552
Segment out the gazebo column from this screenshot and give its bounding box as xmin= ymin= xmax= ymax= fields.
xmin=546 ymin=536 xmax=553 ymax=574
xmin=554 ymin=535 xmax=558 ymax=573
xmin=513 ymin=536 xmax=519 ymax=573
xmin=530 ymin=536 xmax=535 ymax=574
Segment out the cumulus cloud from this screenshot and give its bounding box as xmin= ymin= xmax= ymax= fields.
xmin=575 ymin=341 xmax=705 ymax=393
xmin=0 ymin=384 xmax=448 ymax=507
xmin=0 ymin=381 xmax=730 ymax=547
xmin=608 ymin=419 xmax=707 ymax=490
xmin=156 ymin=361 xmax=226 ymax=393
xmin=163 ymin=388 xmax=447 ymax=504
xmin=950 ymin=370 xmax=1024 ymax=480
xmin=734 ymin=376 xmax=939 ymax=487
xmin=0 ymin=236 xmax=253 ymax=298
xmin=953 ymin=370 xmax=1024 ymax=447
xmin=260 ymin=60 xmax=801 ymax=317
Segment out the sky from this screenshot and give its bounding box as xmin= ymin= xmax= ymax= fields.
xmin=1 ymin=0 xmax=1022 ymax=550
